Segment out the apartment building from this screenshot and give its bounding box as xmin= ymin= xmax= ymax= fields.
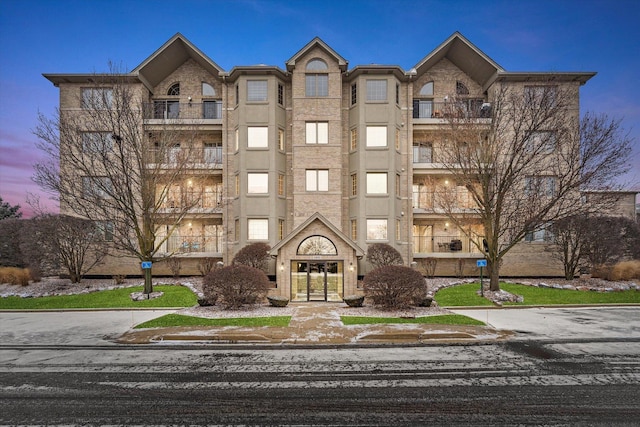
xmin=44 ymin=32 xmax=596 ymax=301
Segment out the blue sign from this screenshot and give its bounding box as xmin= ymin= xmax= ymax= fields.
xmin=141 ymin=261 xmax=152 ymax=269
xmin=476 ymin=259 xmax=487 ymax=268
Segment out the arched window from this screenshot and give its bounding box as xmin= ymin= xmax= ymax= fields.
xmin=167 ymin=83 xmax=180 ymax=96
xmin=202 ymin=82 xmax=215 ymax=96
xmin=456 ymin=81 xmax=469 ymax=96
xmin=419 ymin=81 xmax=434 ymax=96
xmin=297 ymin=235 xmax=337 ymax=255
xmin=306 ymin=58 xmax=328 ymax=70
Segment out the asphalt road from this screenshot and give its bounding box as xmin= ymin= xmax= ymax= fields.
xmin=1 ymin=340 xmax=639 ymax=425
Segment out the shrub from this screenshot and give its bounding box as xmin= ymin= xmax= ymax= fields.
xmin=197 ymin=257 xmax=218 ymax=276
xmin=113 ymin=275 xmax=126 ymax=285
xmin=165 ymin=257 xmax=181 ymax=279
xmin=203 ymin=265 xmax=270 ymax=309
xmin=455 ymin=259 xmax=466 ymax=278
xmin=363 ymin=265 xmax=427 ymax=309
xmin=420 ymin=258 xmax=437 ymax=278
xmin=232 ymin=242 xmax=271 ymax=272
xmin=366 ymin=243 xmax=404 ymax=269
xmin=610 ymin=260 xmax=640 ymax=281
xmin=0 ymin=267 xmax=30 ymax=286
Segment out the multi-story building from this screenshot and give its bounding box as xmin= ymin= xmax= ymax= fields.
xmin=44 ymin=32 xmax=596 ymax=301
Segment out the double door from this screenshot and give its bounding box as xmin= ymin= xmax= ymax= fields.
xmin=291 ymin=261 xmax=343 ymax=302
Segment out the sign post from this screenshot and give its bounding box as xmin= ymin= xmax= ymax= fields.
xmin=476 ymin=259 xmax=487 ymax=297
xmin=141 ymin=262 xmax=153 ymax=299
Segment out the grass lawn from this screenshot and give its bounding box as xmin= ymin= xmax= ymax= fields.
xmin=0 ymin=285 xmax=197 ymax=309
xmin=341 ymin=314 xmax=485 ymax=326
xmin=435 ymin=282 xmax=640 ymax=306
xmin=135 ymin=314 xmax=291 ymax=329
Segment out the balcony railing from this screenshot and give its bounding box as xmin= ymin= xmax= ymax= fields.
xmin=149 ymin=148 xmax=223 ymax=165
xmin=161 ymin=190 xmax=223 ymax=210
xmin=412 ymin=99 xmax=490 ymax=119
xmin=165 ymin=234 xmax=223 ymax=253
xmin=413 ymin=235 xmax=483 ymax=254
xmin=143 ymin=101 xmax=223 ymax=120
xmin=412 ymin=191 xmax=477 ymax=210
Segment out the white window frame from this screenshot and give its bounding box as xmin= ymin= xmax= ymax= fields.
xmin=247 ymin=80 xmax=268 ymax=102
xmin=247 ymin=127 xmax=268 ymax=148
xmin=366 ymin=219 xmax=388 ymax=241
xmin=248 ymin=219 xmax=269 ymax=240
xmin=366 ymin=172 xmax=387 ymax=194
xmin=306 ymin=170 xmax=329 ymax=192
xmin=366 ymin=79 xmax=387 ymax=101
xmin=82 ymin=132 xmax=113 ymax=154
xmin=305 ymin=74 xmax=328 ymax=97
xmin=81 ymin=88 xmax=113 ymax=109
xmin=366 ymin=126 xmax=387 ymax=147
xmin=247 ymin=173 xmax=269 ymax=194
xmin=305 ymin=122 xmax=328 ymax=144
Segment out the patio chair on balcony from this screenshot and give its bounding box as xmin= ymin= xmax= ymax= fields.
xmin=449 ymin=239 xmax=463 ymax=251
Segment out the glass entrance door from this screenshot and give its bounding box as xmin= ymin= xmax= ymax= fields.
xmin=291 ymin=261 xmax=343 ymax=302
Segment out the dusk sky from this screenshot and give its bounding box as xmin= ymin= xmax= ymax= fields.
xmin=1 ymin=0 xmax=639 ymax=217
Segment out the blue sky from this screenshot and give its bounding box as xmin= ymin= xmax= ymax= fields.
xmin=1 ymin=0 xmax=639 ymax=216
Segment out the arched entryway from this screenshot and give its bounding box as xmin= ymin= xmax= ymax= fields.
xmin=291 ymin=236 xmax=343 ymax=302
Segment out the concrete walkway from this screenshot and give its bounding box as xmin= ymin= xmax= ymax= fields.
xmin=117 ymin=303 xmax=510 ymax=345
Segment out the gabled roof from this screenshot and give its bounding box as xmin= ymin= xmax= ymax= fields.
xmin=132 ymin=33 xmax=225 ymax=90
xmin=270 ymin=212 xmax=364 ymax=257
xmin=285 ymin=37 xmax=348 ymax=72
xmin=413 ymin=31 xmax=504 ymax=87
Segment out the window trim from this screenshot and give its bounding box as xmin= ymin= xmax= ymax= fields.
xmin=366 ymin=126 xmax=388 ymax=148
xmin=366 ymin=172 xmax=388 ymax=195
xmin=247 ymin=172 xmax=269 ymax=194
xmin=305 ymin=169 xmax=329 ymax=192
xmin=366 ymin=218 xmax=388 ymax=241
xmin=247 ymin=126 xmax=269 ymax=149
xmin=305 ymin=122 xmax=329 ymax=144
xmin=247 ymin=80 xmax=268 ymax=102
xmin=248 ymin=218 xmax=269 ymax=240
xmin=366 ymin=79 xmax=388 ymax=102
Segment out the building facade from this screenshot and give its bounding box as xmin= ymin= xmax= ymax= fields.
xmin=44 ymin=32 xmax=597 ymax=301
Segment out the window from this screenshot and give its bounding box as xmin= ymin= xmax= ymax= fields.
xmin=234 ymin=219 xmax=240 ymax=240
xmin=395 ymin=128 xmax=400 ymax=151
xmin=366 ymin=219 xmax=388 ymax=240
xmin=81 ymin=88 xmax=112 ymax=109
xmin=82 ymin=176 xmax=112 ymax=199
xmin=202 ymin=82 xmax=215 ymax=96
xmin=167 ymin=83 xmax=180 ymax=96
xmin=525 ymin=223 xmax=554 ymax=242
xmin=456 ymin=81 xmax=469 ymax=96
xmin=235 ymin=129 xmax=239 ymax=151
xmin=349 ymin=128 xmax=357 ymax=151
xmin=235 ymin=84 xmax=239 ymax=106
xmin=248 ymin=173 xmax=269 ymax=194
xmin=351 ymin=83 xmax=357 ymax=105
xmin=366 ymin=126 xmax=387 ymax=147
xmin=351 ymin=219 xmax=357 ymax=241
xmin=413 ymin=82 xmax=434 ymax=119
xmin=297 ymin=236 xmax=337 ymax=255
xmin=96 ymin=221 xmax=114 ymax=242
xmin=248 ymin=219 xmax=268 ymax=240
xmin=278 ymin=174 xmax=285 ymax=196
xmin=277 ymin=83 xmax=284 ymax=106
xmin=204 ymin=142 xmax=222 ymax=164
xmin=420 ymin=82 xmax=434 ymax=96
xmin=306 ymin=169 xmax=329 ymax=192
xmin=278 ymin=129 xmax=285 ymax=150
xmin=396 ymin=83 xmax=400 ymax=104
xmin=82 ymin=132 xmax=113 ymax=154
xmin=234 ymin=175 xmax=239 ymax=196
xmin=525 ymin=85 xmax=557 ymax=107
xmin=305 ymin=122 xmax=328 ymax=144
xmin=278 ymin=219 xmax=285 ymax=240
xmin=366 ymin=80 xmax=387 ymax=101
xmin=396 ymin=219 xmax=401 ymax=241
xmin=247 ymin=80 xmax=268 ymax=102
xmin=305 ymin=74 xmax=328 ymax=97
xmin=525 ymin=176 xmax=557 ymax=197
xmin=247 ymin=127 xmax=268 ymax=148
xmin=413 ymin=143 xmax=432 ymax=163
xmin=351 ymin=173 xmax=357 ymax=196
xmin=396 ymin=174 xmax=400 ymax=195
xmin=366 ymin=173 xmax=387 ymax=194
xmin=153 ymin=100 xmax=179 ymax=119
xmin=307 ymin=58 xmax=328 ymax=70
xmin=525 ymin=131 xmax=557 ymax=154
xmin=203 ymin=101 xmax=221 ymax=119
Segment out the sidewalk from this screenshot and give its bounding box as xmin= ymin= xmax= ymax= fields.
xmin=116 ymin=303 xmax=511 ymax=345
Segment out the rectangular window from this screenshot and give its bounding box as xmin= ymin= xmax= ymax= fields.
xmin=305 ymin=74 xmax=328 ymax=97
xmin=413 ymin=143 xmax=433 ymax=163
xmin=278 ymin=128 xmax=285 ymax=151
xmin=82 ymin=132 xmax=113 ymax=154
xmin=235 ymin=84 xmax=239 ymax=106
xmin=351 ymin=219 xmax=357 ymax=241
xmin=247 ymin=127 xmax=268 ymax=148
xmin=278 ymin=219 xmax=285 ymax=240
xmin=82 ymin=176 xmax=112 ymax=199
xmin=203 ymin=142 xmax=222 ymax=163
xmin=366 ymin=80 xmax=387 ymax=101
xmin=278 ymin=174 xmax=285 ymax=196
xmin=351 ymin=83 xmax=357 ymax=105
xmin=248 ymin=173 xmax=269 ymax=194
xmin=395 ymin=83 xmax=400 ymax=104
xmin=96 ymin=221 xmax=114 ymax=242
xmin=525 ymin=223 xmax=554 ymax=242
xmin=395 ymin=128 xmax=400 ymax=151
xmin=247 ymin=80 xmax=268 ymax=102
xmin=524 ymin=85 xmax=557 ymax=107
xmin=396 ymin=219 xmax=401 ymax=241
xmin=277 ymin=83 xmax=284 ymax=106
xmin=526 ymin=131 xmax=557 ymax=154
xmin=366 ymin=172 xmax=387 ymax=194
xmin=366 ymin=126 xmax=387 ymax=147
xmin=350 ymin=128 xmax=357 ymax=151
xmin=525 ymin=176 xmax=556 ymax=197
xmin=248 ymin=219 xmax=269 ymax=240
xmin=81 ymin=88 xmax=113 ymax=109
xmin=396 ymin=174 xmax=400 ymax=195
xmin=234 ymin=219 xmax=240 ymax=240
xmin=306 ymin=169 xmax=329 ymax=192
xmin=305 ymin=122 xmax=328 ymax=144
xmin=366 ymin=219 xmax=388 ymax=240
xmin=235 ymin=129 xmax=239 ymax=151
xmin=413 ymin=99 xmax=434 ymax=119
xmin=234 ymin=175 xmax=239 ymax=197
xmin=203 ymin=101 xmax=222 ymax=119
xmin=351 ymin=173 xmax=357 ymax=196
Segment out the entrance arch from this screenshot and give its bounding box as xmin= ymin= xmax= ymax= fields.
xmin=291 ymin=235 xmax=343 ymax=302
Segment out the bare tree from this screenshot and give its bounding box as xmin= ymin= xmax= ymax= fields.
xmin=33 ymin=65 xmax=211 ymax=293
xmin=433 ymin=83 xmax=632 ymax=290
xmin=0 ymin=196 xmax=22 ymax=220
xmin=549 ymin=214 xmax=589 ymax=280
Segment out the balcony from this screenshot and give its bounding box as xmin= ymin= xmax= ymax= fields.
xmin=160 ymin=190 xmax=224 ymax=212
xmin=413 ymin=235 xmax=483 ymax=257
xmin=164 ymin=234 xmax=222 ymax=254
xmin=149 ymin=147 xmax=223 ymax=168
xmin=412 ymin=99 xmax=491 ymax=121
xmin=143 ymin=101 xmax=223 ymax=123
xmin=412 ymin=190 xmax=478 ymax=212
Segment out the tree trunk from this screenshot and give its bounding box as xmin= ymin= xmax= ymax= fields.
xmin=143 ymin=265 xmax=153 ymax=295
xmin=487 ymin=259 xmax=501 ymax=291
